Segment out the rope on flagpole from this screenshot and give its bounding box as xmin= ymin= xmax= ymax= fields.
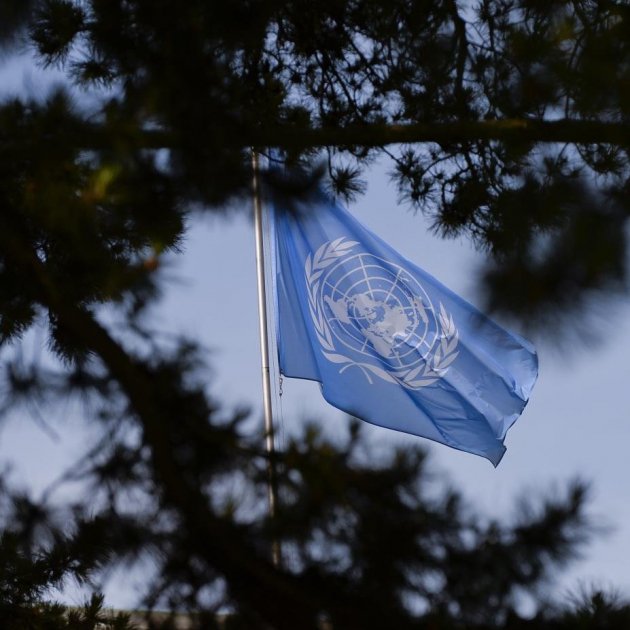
xmin=251 ymin=149 xmax=281 ymax=568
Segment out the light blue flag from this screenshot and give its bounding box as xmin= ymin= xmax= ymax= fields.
xmin=271 ymin=189 xmax=538 ymax=466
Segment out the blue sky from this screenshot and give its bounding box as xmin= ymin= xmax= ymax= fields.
xmin=1 ymin=51 xmax=630 ymax=609
xmin=158 ymin=165 xmax=630 ymax=605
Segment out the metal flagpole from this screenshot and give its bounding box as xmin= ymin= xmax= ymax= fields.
xmin=251 ymin=149 xmax=281 ymax=567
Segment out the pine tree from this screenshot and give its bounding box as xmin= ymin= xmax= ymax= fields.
xmin=0 ymin=1 xmax=629 ymax=627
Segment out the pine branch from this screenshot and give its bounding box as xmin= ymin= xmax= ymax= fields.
xmin=0 ymin=224 xmax=403 ymax=630
xmin=78 ymin=119 xmax=630 ymax=151
xmin=248 ymin=119 xmax=630 ymax=149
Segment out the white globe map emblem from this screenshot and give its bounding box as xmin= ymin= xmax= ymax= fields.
xmin=323 ymin=256 xmax=435 ymax=368
xmin=305 ymin=238 xmax=459 ymax=389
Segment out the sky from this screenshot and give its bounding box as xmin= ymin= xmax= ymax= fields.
xmin=155 ymin=168 xmax=630 ymax=604
xmin=1 ymin=50 xmax=630 ymax=610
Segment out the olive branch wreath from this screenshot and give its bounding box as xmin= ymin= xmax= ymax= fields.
xmin=305 ymin=237 xmax=459 ymax=389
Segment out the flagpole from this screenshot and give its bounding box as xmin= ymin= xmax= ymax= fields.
xmin=251 ymin=149 xmax=281 ymax=567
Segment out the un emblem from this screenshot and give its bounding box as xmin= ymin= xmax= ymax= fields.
xmin=305 ymin=238 xmax=459 ymax=389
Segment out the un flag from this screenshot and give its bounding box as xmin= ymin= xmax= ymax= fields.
xmin=271 ymin=190 xmax=538 ymax=466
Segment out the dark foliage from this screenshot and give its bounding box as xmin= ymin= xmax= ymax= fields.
xmin=0 ymin=1 xmax=629 ymax=628
xmin=1 ymin=1 xmax=628 ymax=325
